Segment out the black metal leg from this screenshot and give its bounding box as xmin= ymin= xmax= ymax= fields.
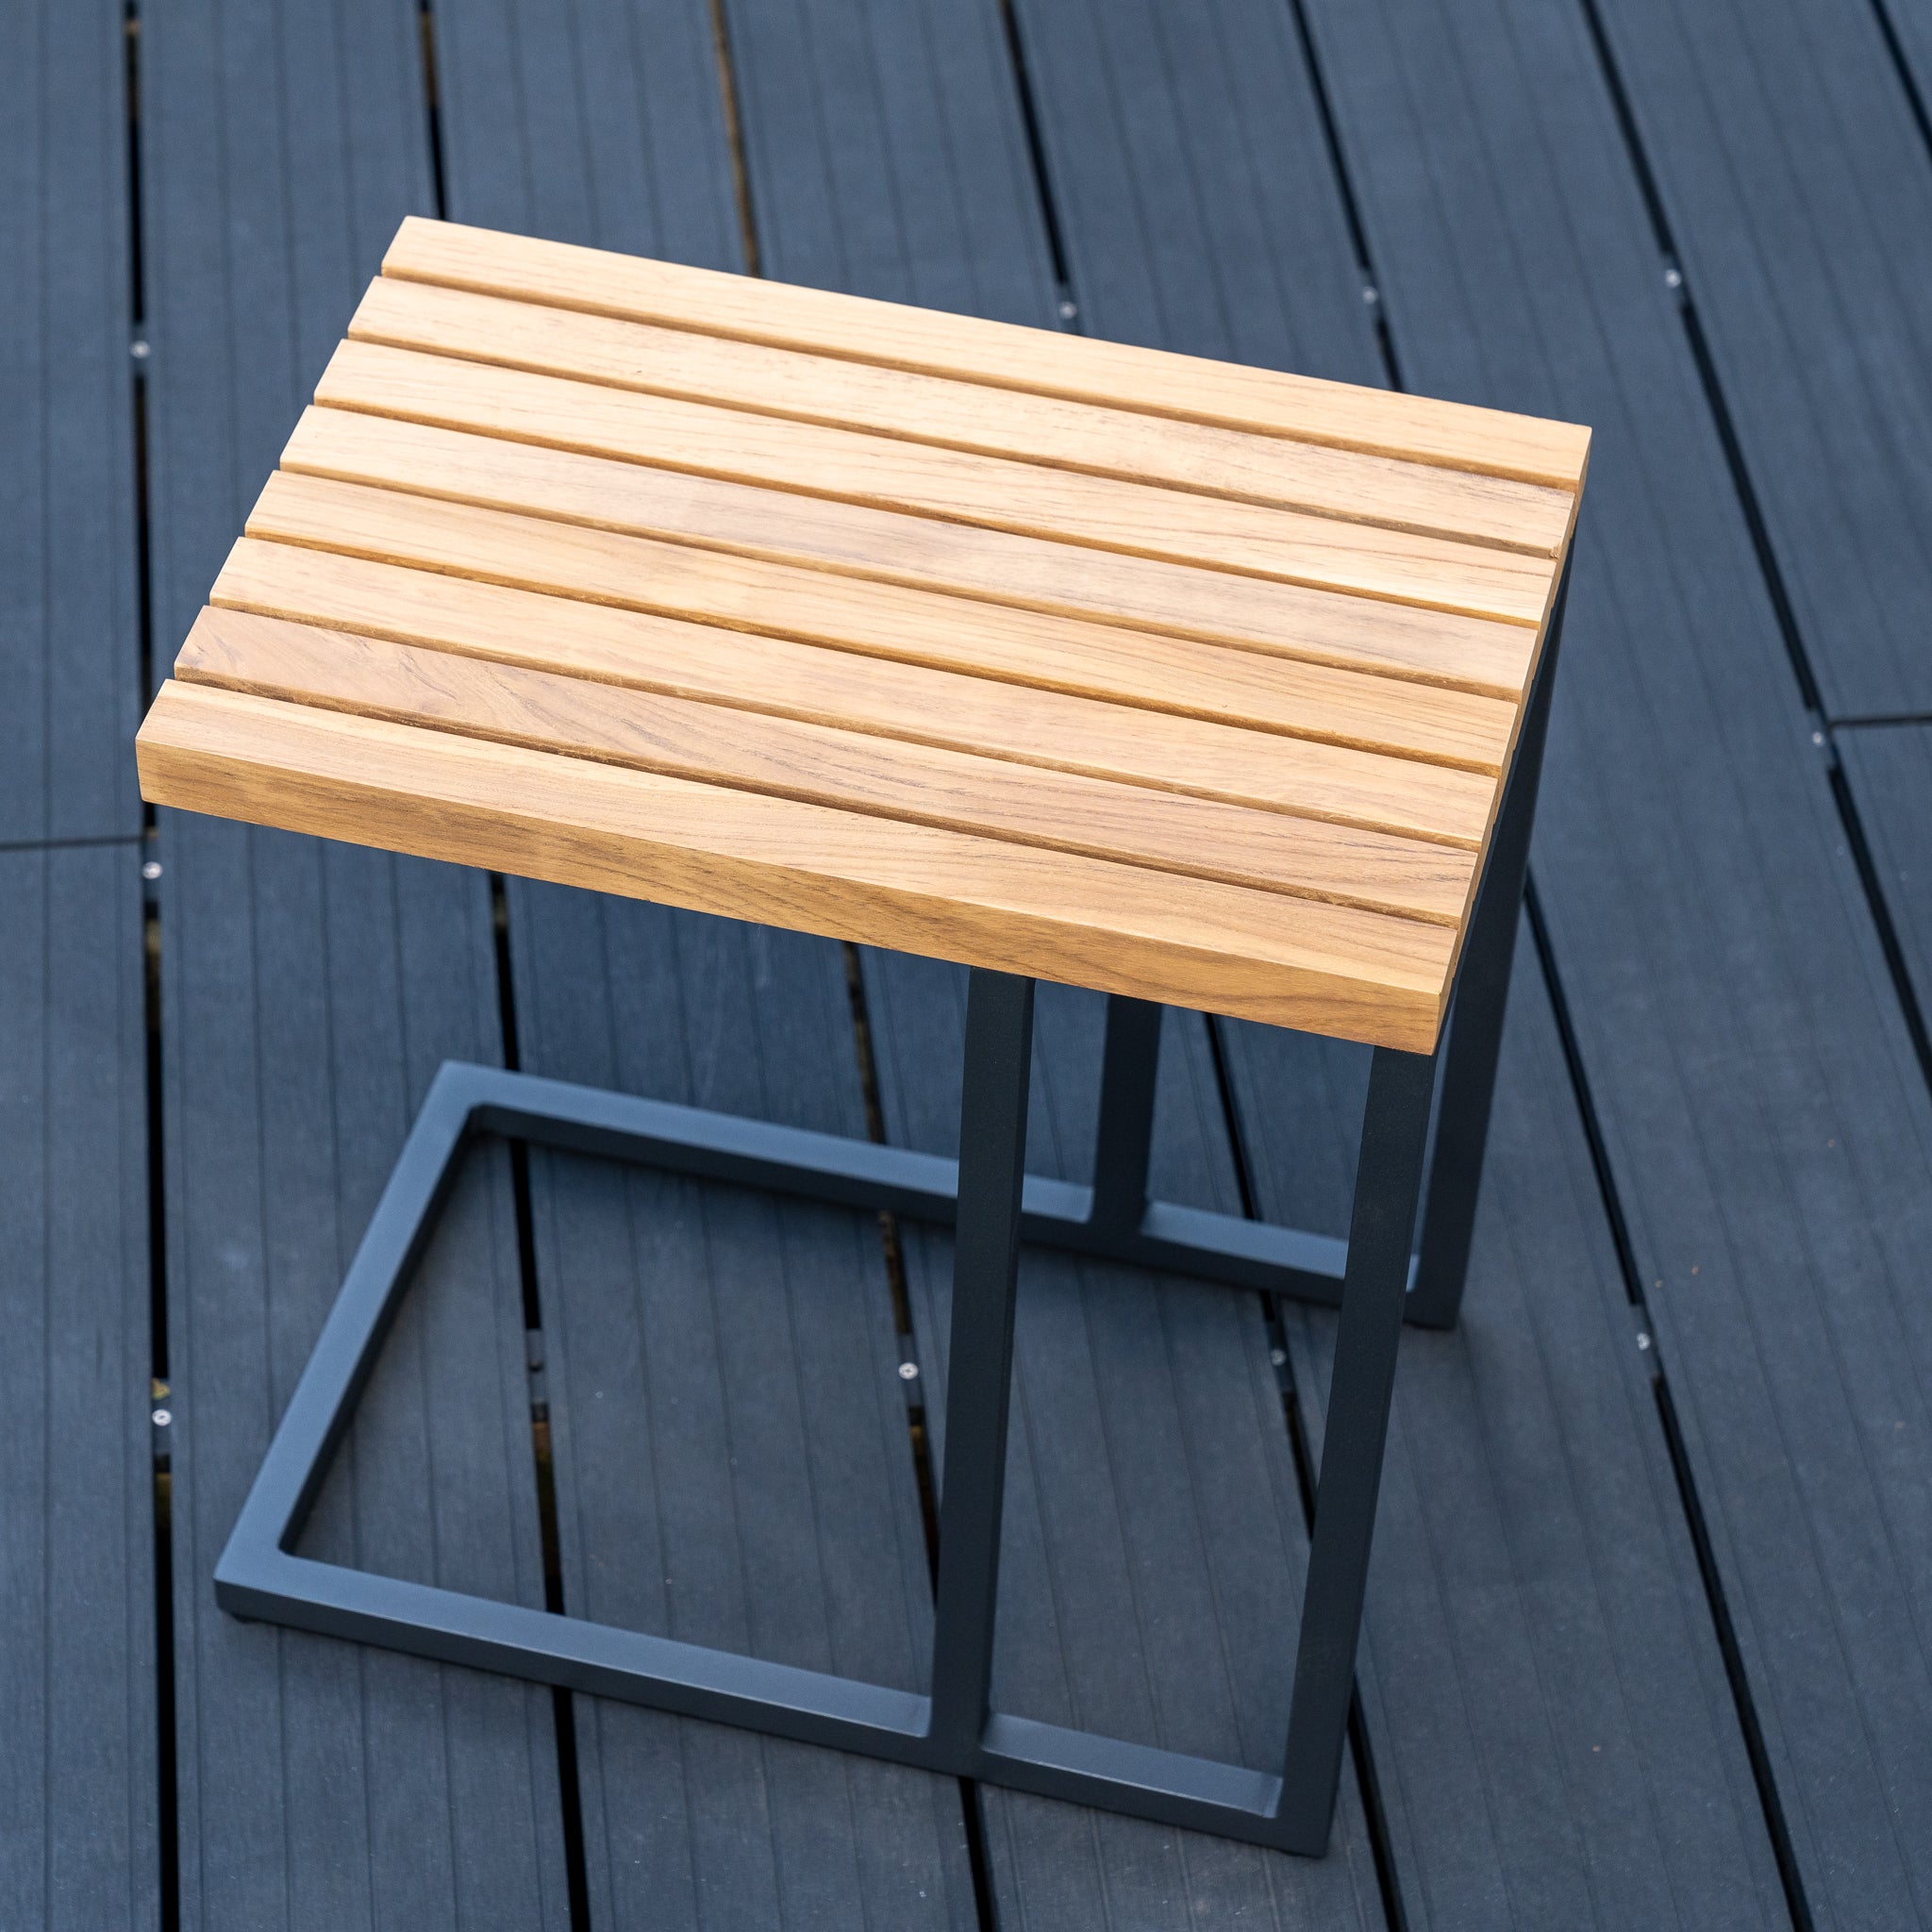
xmin=1407 ymin=559 xmax=1573 ymax=1329
xmin=1088 ymin=993 xmax=1162 ymax=1236
xmin=928 ymin=969 xmax=1036 ymax=1758
xmin=1276 ymin=1042 xmax=1439 ymax=1853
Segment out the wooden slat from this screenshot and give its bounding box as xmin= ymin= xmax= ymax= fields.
xmin=380 ymin=215 xmax=1591 ymax=489
xmin=317 ymin=338 xmax=1556 ymax=622
xmin=214 ymin=536 xmax=1501 ymax=846
xmin=239 ymin=478 xmax=1518 ymax=784
xmin=176 ymin=606 xmax=1477 ymax=923
xmin=136 ymin=679 xmax=1457 ymax=1045
xmin=279 ymin=408 xmax=1544 ymax=693
xmin=348 ymin=275 xmax=1574 ymax=555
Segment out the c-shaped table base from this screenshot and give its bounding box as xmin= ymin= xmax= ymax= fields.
xmin=212 ymin=985 xmax=1428 ymax=1855
xmin=215 ymin=568 xmax=1568 ymax=1854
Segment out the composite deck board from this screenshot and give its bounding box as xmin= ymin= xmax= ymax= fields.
xmin=1300 ymin=0 xmax=1932 ymax=1921
xmin=861 ymin=966 xmax=1384 ymax=1929
xmin=1005 ymin=4 xmax=1782 ymax=1923
xmin=715 ymin=0 xmax=1389 ymax=1919
xmin=1589 ymin=0 xmax=1932 ymax=720
xmin=721 ymin=0 xmax=1056 ymax=323
xmin=507 ymin=893 xmax=977 ymax=1930
xmin=423 ymin=15 xmax=976 ymax=1925
xmin=159 ymin=821 xmax=570 ymax=1932
xmin=1837 ymin=726 xmax=1932 ymax=1021
xmin=428 ymin=0 xmax=740 ymax=270
xmin=1010 ymin=0 xmax=1381 ymax=385
xmin=141 ymin=2 xmax=569 ymax=1923
xmin=1221 ymin=939 xmax=1784 ymax=1929
xmin=0 ymin=849 xmax=156 ymax=1931
xmin=0 ymin=0 xmax=140 ymax=840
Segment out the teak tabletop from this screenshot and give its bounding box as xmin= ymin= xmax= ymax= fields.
xmin=136 ymin=217 xmax=1589 ymax=1052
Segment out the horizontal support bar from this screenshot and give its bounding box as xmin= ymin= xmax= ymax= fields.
xmin=443 ymin=1061 xmax=1349 ymax=1307
xmin=216 ymin=1548 xmax=1297 ymax=1849
xmin=978 ymin=1712 xmax=1282 ymax=1826
xmin=217 ymin=1549 xmax=930 ymax=1744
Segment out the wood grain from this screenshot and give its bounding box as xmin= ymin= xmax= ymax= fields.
xmin=316 ymin=340 xmax=1556 ymax=622
xmin=279 ymin=408 xmax=1544 ymax=693
xmin=348 ymin=275 xmax=1575 ymax=555
xmin=214 ymin=535 xmax=1502 ymax=845
xmin=136 ymin=678 xmax=1457 ymax=1047
xmin=128 ymin=218 xmax=1599 ymax=1045
xmin=240 ymin=477 xmax=1518 ymax=777
xmin=379 ymin=216 xmax=1591 ymax=491
xmin=175 ymin=607 xmax=1478 ymax=923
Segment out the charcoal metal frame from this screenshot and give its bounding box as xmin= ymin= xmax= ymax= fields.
xmin=216 ymin=570 xmax=1569 ymax=1855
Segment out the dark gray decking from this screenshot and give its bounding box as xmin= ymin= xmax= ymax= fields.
xmin=6 ymin=0 xmax=1932 ymax=1925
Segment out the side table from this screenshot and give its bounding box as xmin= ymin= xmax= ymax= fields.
xmin=136 ymin=217 xmax=1588 ymax=1855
